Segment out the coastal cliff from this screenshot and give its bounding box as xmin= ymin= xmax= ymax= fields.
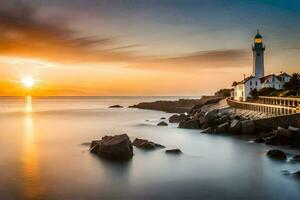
xmin=130 ymin=96 xmax=222 ymax=113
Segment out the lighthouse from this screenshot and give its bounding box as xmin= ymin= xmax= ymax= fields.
xmin=252 ymin=30 xmax=265 ymax=78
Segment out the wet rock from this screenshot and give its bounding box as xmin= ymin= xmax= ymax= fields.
xmin=228 ymin=119 xmax=241 ymax=134
xmin=254 ymin=137 xmax=265 ymax=143
xmin=265 ymin=134 xmax=290 ymax=146
xmin=277 ymin=127 xmax=293 ymax=137
xmin=165 ymin=149 xmax=182 ymax=154
xmin=266 ymin=149 xmax=287 ymax=160
xmin=178 ymin=119 xmax=200 ymax=129
xmin=288 ymin=126 xmax=300 ymax=133
xmin=168 ymin=114 xmax=187 ymax=123
xmin=215 ymin=122 xmax=229 ymax=133
xmin=201 ymin=127 xmax=214 ymax=134
xmin=292 ymin=155 xmax=300 ymax=162
xmin=133 ymin=138 xmax=165 ymax=150
xmin=241 ymin=120 xmax=255 ymax=134
xmin=157 ymin=121 xmax=168 ymax=126
xmin=109 ymin=105 xmax=123 ymax=108
xmin=293 ymin=171 xmax=300 ymax=178
xmin=90 ymin=134 xmax=133 ymax=161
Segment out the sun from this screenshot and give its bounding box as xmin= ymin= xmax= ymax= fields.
xmin=22 ymin=77 xmax=35 ymax=88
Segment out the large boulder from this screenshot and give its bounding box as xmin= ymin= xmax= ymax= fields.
xmin=168 ymin=114 xmax=187 ymax=123
xmin=215 ymin=122 xmax=229 ymax=133
xmin=90 ymin=134 xmax=133 ymax=161
xmin=228 ymin=119 xmax=241 ymax=134
xmin=133 ymin=138 xmax=165 ymax=150
xmin=157 ymin=121 xmax=168 ymax=126
xmin=241 ymin=120 xmax=255 ymax=134
xmin=266 ymin=149 xmax=287 ymax=160
xmin=178 ymin=119 xmax=200 ymax=129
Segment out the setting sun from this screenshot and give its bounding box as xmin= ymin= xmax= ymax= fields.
xmin=22 ymin=77 xmax=35 ymax=88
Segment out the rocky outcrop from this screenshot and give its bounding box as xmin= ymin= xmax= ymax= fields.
xmin=178 ymin=119 xmax=200 ymax=129
xmin=130 ymin=96 xmax=222 ymax=113
xmin=90 ymin=134 xmax=133 ymax=161
xmin=165 ymin=149 xmax=182 ymax=154
xmin=266 ymin=149 xmax=287 ymax=160
xmin=133 ymin=138 xmax=165 ymax=150
xmin=215 ymin=122 xmax=229 ymax=133
xmin=169 ymin=114 xmax=187 ymax=123
xmin=228 ymin=119 xmax=241 ymax=134
xmin=157 ymin=121 xmax=168 ymax=126
xmin=109 ymin=105 xmax=123 ymax=108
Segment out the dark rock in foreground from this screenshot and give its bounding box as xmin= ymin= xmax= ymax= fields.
xmin=109 ymin=105 xmax=123 ymax=108
xmin=90 ymin=134 xmax=133 ymax=161
xmin=165 ymin=149 xmax=182 ymax=154
xmin=133 ymin=138 xmax=165 ymax=150
xmin=266 ymin=149 xmax=287 ymax=160
xmin=157 ymin=121 xmax=168 ymax=126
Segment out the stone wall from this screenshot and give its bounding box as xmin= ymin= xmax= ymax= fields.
xmin=254 ymin=113 xmax=300 ymax=132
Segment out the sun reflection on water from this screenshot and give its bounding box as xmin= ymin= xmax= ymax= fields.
xmin=21 ymin=96 xmax=44 ymax=200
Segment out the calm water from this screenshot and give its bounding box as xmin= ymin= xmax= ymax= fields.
xmin=1 ymin=96 xmax=300 ymax=200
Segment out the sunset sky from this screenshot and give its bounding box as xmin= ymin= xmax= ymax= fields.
xmin=0 ymin=0 xmax=300 ymax=96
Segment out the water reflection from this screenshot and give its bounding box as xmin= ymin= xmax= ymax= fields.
xmin=21 ymin=96 xmax=44 ymax=200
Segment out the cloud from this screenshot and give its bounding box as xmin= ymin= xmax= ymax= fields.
xmin=131 ymin=49 xmax=251 ymax=72
xmin=0 ymin=0 xmax=139 ymax=63
xmin=0 ymin=0 xmax=251 ymax=72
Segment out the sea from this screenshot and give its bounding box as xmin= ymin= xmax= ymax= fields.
xmin=0 ymin=96 xmax=299 ymax=200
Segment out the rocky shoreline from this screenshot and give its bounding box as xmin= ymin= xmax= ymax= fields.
xmin=129 ymin=96 xmax=222 ymax=113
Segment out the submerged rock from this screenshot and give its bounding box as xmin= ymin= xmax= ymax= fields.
xmin=109 ymin=105 xmax=123 ymax=108
xmin=133 ymin=138 xmax=165 ymax=150
xmin=165 ymin=149 xmax=182 ymax=154
xmin=157 ymin=121 xmax=168 ymax=126
xmin=266 ymin=149 xmax=287 ymax=160
xmin=90 ymin=134 xmax=133 ymax=161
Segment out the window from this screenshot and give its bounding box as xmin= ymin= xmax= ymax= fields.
xmin=272 ymin=77 xmax=275 ymax=82
xmin=255 ymin=81 xmax=258 ymax=86
xmin=273 ymin=84 xmax=275 ymax=88
xmin=257 ymin=53 xmax=260 ymax=56
xmin=250 ymin=81 xmax=252 ymax=86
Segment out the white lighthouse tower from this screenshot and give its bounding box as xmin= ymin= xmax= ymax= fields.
xmin=252 ymin=30 xmax=265 ymax=78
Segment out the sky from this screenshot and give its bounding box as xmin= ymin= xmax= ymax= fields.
xmin=0 ymin=0 xmax=299 ymax=96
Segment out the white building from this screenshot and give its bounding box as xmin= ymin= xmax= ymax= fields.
xmin=233 ymin=31 xmax=291 ymax=101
